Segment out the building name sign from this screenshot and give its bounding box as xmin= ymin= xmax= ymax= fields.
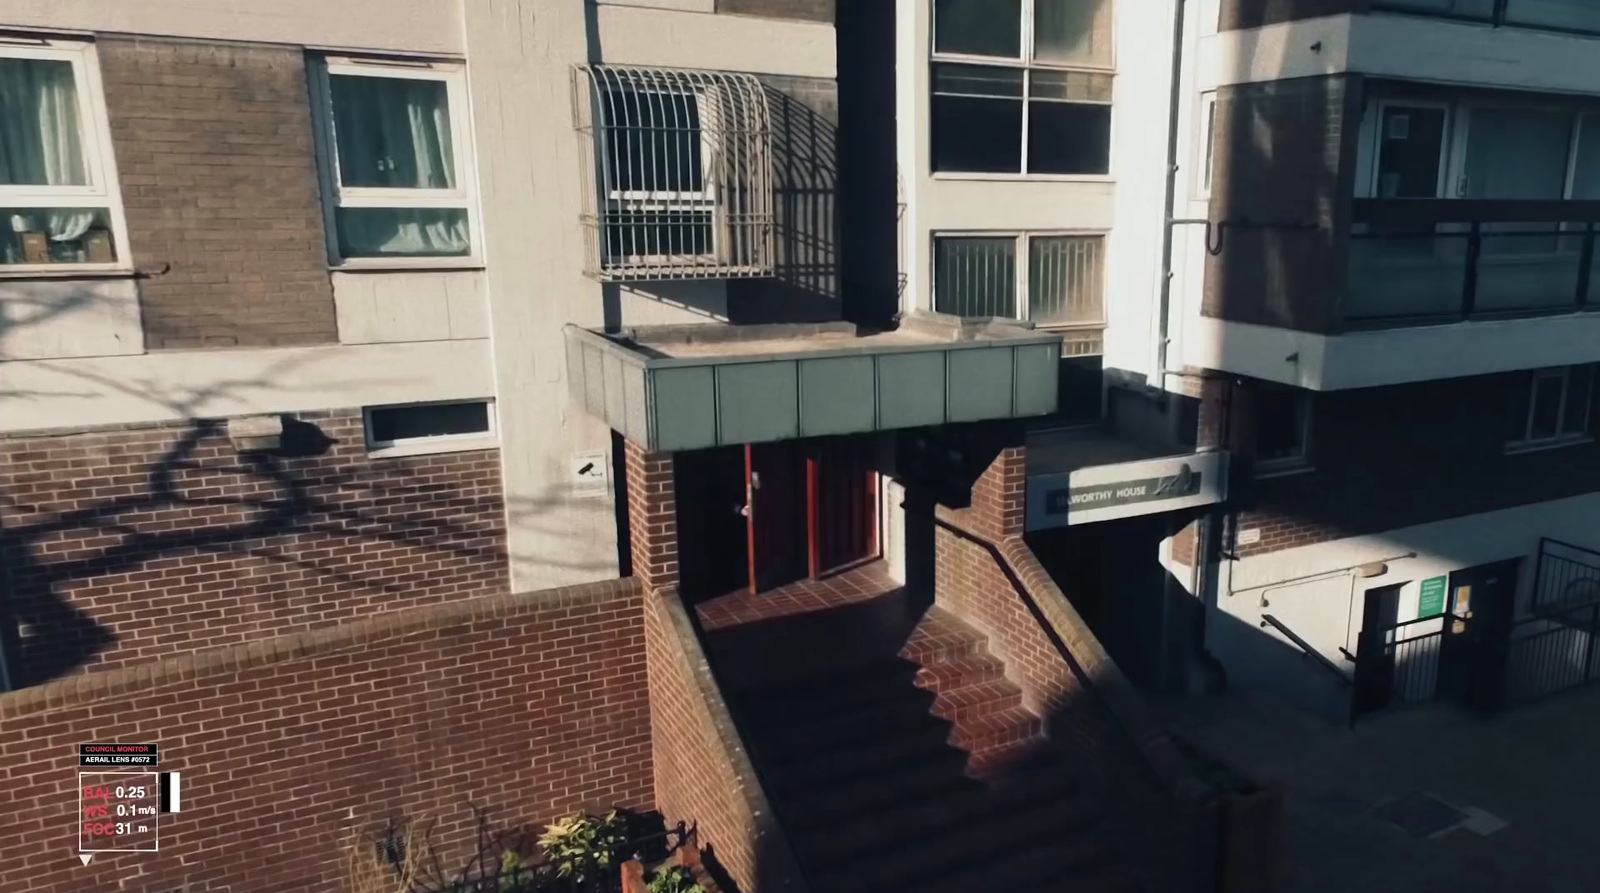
xmin=1045 ymin=467 xmax=1204 ymax=514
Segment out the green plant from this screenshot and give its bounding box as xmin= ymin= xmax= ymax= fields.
xmin=648 ymin=865 xmax=705 ymax=893
xmin=537 ymin=811 xmax=630 ymax=881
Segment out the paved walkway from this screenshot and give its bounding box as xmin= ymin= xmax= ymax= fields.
xmin=1159 ymin=686 xmax=1600 ymax=893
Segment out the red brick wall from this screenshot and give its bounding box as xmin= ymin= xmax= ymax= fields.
xmin=1232 ymin=372 xmax=1600 ymax=557
xmin=98 ymin=37 xmax=339 ymax=349
xmin=625 ymin=442 xmax=679 ymax=593
xmin=0 ymin=410 xmax=507 ymax=686
xmin=0 ymin=579 xmax=652 ymax=893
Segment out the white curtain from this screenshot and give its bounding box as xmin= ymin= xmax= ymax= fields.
xmin=0 ymin=57 xmax=94 ymax=257
xmin=329 ymin=74 xmax=463 ymax=256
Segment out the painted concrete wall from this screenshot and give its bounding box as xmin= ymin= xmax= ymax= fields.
xmin=332 ymin=271 xmax=490 ymax=344
xmin=0 ymin=339 xmax=493 ymax=432
xmin=592 ymin=3 xmax=835 ymax=77
xmin=1202 ymin=12 xmax=1600 ymax=96
xmin=1185 ymin=313 xmax=1600 ymax=391
xmin=0 ymin=0 xmax=463 ymax=55
xmin=1211 ymin=491 xmax=1600 ymax=709
xmin=0 ymin=278 xmax=143 ymax=361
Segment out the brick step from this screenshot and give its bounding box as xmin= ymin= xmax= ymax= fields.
xmin=778 ymin=749 xmax=976 ymax=829
xmin=949 ymin=704 xmax=1044 ymax=754
xmin=729 ymin=658 xmax=922 ymax=720
xmin=745 ymin=695 xmax=947 ymax=762
xmin=791 ymin=763 xmax=1087 ymax=868
xmin=913 ymin=653 xmax=1009 ymax=692
xmin=899 ymin=607 xmax=991 ymax=665
xmin=762 ymin=722 xmax=962 ymax=795
xmin=812 ymin=792 xmax=1110 ymax=893
xmin=927 ymin=677 xmax=1027 ymax=724
xmin=920 ymin=828 xmax=1134 ymax=893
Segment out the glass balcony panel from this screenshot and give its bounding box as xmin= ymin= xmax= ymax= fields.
xmin=1346 ymin=227 xmax=1469 ymax=322
xmin=1504 ymin=0 xmax=1600 ymax=34
xmin=1375 ymin=0 xmax=1495 ymax=18
xmin=1474 ymin=226 xmax=1583 ymax=313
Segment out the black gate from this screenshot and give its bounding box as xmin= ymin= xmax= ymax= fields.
xmin=1352 ymin=613 xmax=1470 ymax=721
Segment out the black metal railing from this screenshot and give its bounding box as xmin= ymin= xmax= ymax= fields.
xmin=1530 ymin=537 xmax=1600 ymax=613
xmin=1506 ymin=601 xmax=1600 ymax=706
xmin=1380 ymin=615 xmax=1450 ymax=705
xmin=1375 ymin=0 xmax=1600 ymax=38
xmin=1259 ymin=614 xmax=1353 ymax=688
xmin=1347 ymin=200 xmax=1600 ymax=326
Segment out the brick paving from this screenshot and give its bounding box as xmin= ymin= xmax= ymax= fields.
xmin=694 ymin=560 xmax=900 ymax=631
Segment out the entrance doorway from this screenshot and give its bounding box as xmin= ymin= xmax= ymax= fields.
xmin=1352 ymin=583 xmax=1404 ymax=718
xmin=674 ymin=436 xmax=880 ymax=600
xmin=1444 ymin=558 xmax=1520 ymax=710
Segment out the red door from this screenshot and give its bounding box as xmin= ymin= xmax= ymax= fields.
xmin=747 ymin=443 xmax=808 ymax=593
xmin=810 ymin=437 xmax=879 ymax=576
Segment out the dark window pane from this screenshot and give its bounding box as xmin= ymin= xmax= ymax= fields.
xmin=603 ymin=210 xmax=714 ymax=261
xmin=2 ymin=208 xmax=115 ymax=265
xmin=1028 ymin=101 xmax=1111 ymax=174
xmin=933 ymin=0 xmax=1021 ymax=57
xmin=935 ymin=236 xmax=1017 ymax=317
xmin=1529 ymin=373 xmax=1565 ymax=440
xmin=329 ymin=75 xmax=456 ymax=189
xmin=369 ymin=402 xmax=490 ymax=444
xmin=336 ymin=207 xmax=470 ymax=258
xmin=932 ymin=95 xmax=1023 ymax=173
xmin=1376 ymin=106 xmax=1445 ymax=198
xmin=601 ymin=88 xmax=704 ymax=194
xmin=1562 ymin=367 xmax=1595 ymax=436
xmin=1034 ymin=0 xmax=1113 ymax=67
xmin=1256 ymin=389 xmax=1307 ymax=463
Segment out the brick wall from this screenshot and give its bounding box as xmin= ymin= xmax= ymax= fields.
xmin=716 ymin=0 xmax=833 ymax=22
xmin=1220 ymin=0 xmax=1370 ymax=29
xmin=0 ymin=579 xmax=652 ymax=893
xmin=1205 ymin=75 xmax=1363 ymax=333
xmin=1232 ymin=372 xmax=1600 ymax=557
xmin=0 ymin=410 xmax=507 ymax=686
xmin=98 ymin=37 xmax=338 ymax=349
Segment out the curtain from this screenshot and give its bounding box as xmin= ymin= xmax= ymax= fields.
xmin=330 ymin=74 xmax=455 ymax=189
xmin=0 ymin=57 xmax=94 ymax=255
xmin=337 ymin=207 xmax=470 ymax=258
xmin=1034 ymin=0 xmax=1113 ymax=67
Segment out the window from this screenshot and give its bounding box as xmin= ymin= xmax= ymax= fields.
xmin=1253 ymin=387 xmax=1312 ymax=475
xmin=1197 ymin=92 xmax=1217 ymax=198
xmin=364 ymin=400 xmax=496 ymax=455
xmin=933 ymin=232 xmax=1106 ymax=354
xmin=574 ymin=66 xmax=774 ymax=281
xmin=1508 ymin=366 xmax=1594 ymax=450
xmin=930 ymin=0 xmax=1114 ymax=176
xmin=311 ymin=57 xmax=477 ymax=265
xmin=0 ymin=40 xmax=127 ymax=271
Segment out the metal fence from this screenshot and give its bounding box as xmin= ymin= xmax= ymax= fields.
xmin=1384 ymin=616 xmax=1448 ymax=705
xmin=409 ymin=819 xmax=695 ymax=893
xmin=1506 ymin=601 xmax=1600 ymax=706
xmin=1531 ymin=537 xmax=1600 ymax=612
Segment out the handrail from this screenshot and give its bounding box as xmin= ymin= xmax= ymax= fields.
xmin=1259 ymin=614 xmax=1352 ymax=688
xmin=1352 ymin=198 xmax=1600 ymax=225
xmin=1542 ymin=536 xmax=1600 ymax=567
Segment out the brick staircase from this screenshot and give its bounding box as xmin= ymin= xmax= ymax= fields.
xmin=710 ymin=594 xmax=1149 ymax=893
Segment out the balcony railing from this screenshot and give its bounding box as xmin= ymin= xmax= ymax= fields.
xmin=1346 ymin=199 xmax=1600 ymax=326
xmin=1375 ymin=0 xmax=1600 ymax=37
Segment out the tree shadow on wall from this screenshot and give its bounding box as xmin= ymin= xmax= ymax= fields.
xmin=0 ymin=411 xmax=510 ymax=689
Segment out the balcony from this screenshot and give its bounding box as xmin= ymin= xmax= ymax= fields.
xmin=1376 ymin=0 xmax=1600 ymax=36
xmin=1347 ymin=199 xmax=1600 ymax=327
xmin=564 ymin=314 xmax=1062 ymax=452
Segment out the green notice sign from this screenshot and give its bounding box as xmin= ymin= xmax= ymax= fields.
xmin=1418 ymin=576 xmax=1448 ymax=618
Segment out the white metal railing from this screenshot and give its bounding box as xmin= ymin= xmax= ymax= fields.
xmin=573 ymin=65 xmax=775 ymax=281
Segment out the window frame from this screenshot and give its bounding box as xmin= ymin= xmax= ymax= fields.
xmin=598 ymin=85 xmax=721 ymax=267
xmin=1506 ymin=365 xmax=1595 ymax=453
xmin=0 ymin=37 xmax=132 ymax=277
xmin=1253 ymin=387 xmax=1314 ymax=478
xmin=362 ymin=398 xmax=499 ymax=458
xmin=309 ymin=56 xmax=482 ymax=270
xmin=930 ymin=228 xmax=1108 ymax=353
xmin=928 ymin=0 xmax=1116 ymax=181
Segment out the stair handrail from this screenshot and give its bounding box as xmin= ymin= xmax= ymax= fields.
xmin=1259 ymin=614 xmax=1353 ymax=688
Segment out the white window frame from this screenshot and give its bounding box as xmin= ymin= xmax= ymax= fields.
xmin=0 ymin=37 xmax=131 ymax=277
xmin=599 ymin=85 xmax=721 ymax=266
xmin=309 ymin=56 xmax=481 ymax=270
xmin=1254 ymin=388 xmax=1314 ymax=478
xmin=928 ymin=0 xmax=1116 ymax=181
xmin=930 ymin=229 xmax=1108 ymax=351
xmin=1196 ymin=91 xmax=1217 ymax=200
xmin=1507 ymin=365 xmax=1595 ymax=453
xmin=1361 ymin=98 xmax=1455 ymax=200
xmin=363 ymin=398 xmax=498 ymax=458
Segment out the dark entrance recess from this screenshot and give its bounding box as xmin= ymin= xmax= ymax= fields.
xmin=675 ymin=436 xmax=879 ymax=600
xmin=1352 ymin=582 xmax=1404 ymax=718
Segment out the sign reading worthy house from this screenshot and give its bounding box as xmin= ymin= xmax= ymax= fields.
xmin=1027 ymin=451 xmax=1228 ymax=530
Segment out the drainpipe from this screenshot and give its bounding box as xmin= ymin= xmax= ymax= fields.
xmin=1155 ymin=0 xmax=1189 ymax=398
